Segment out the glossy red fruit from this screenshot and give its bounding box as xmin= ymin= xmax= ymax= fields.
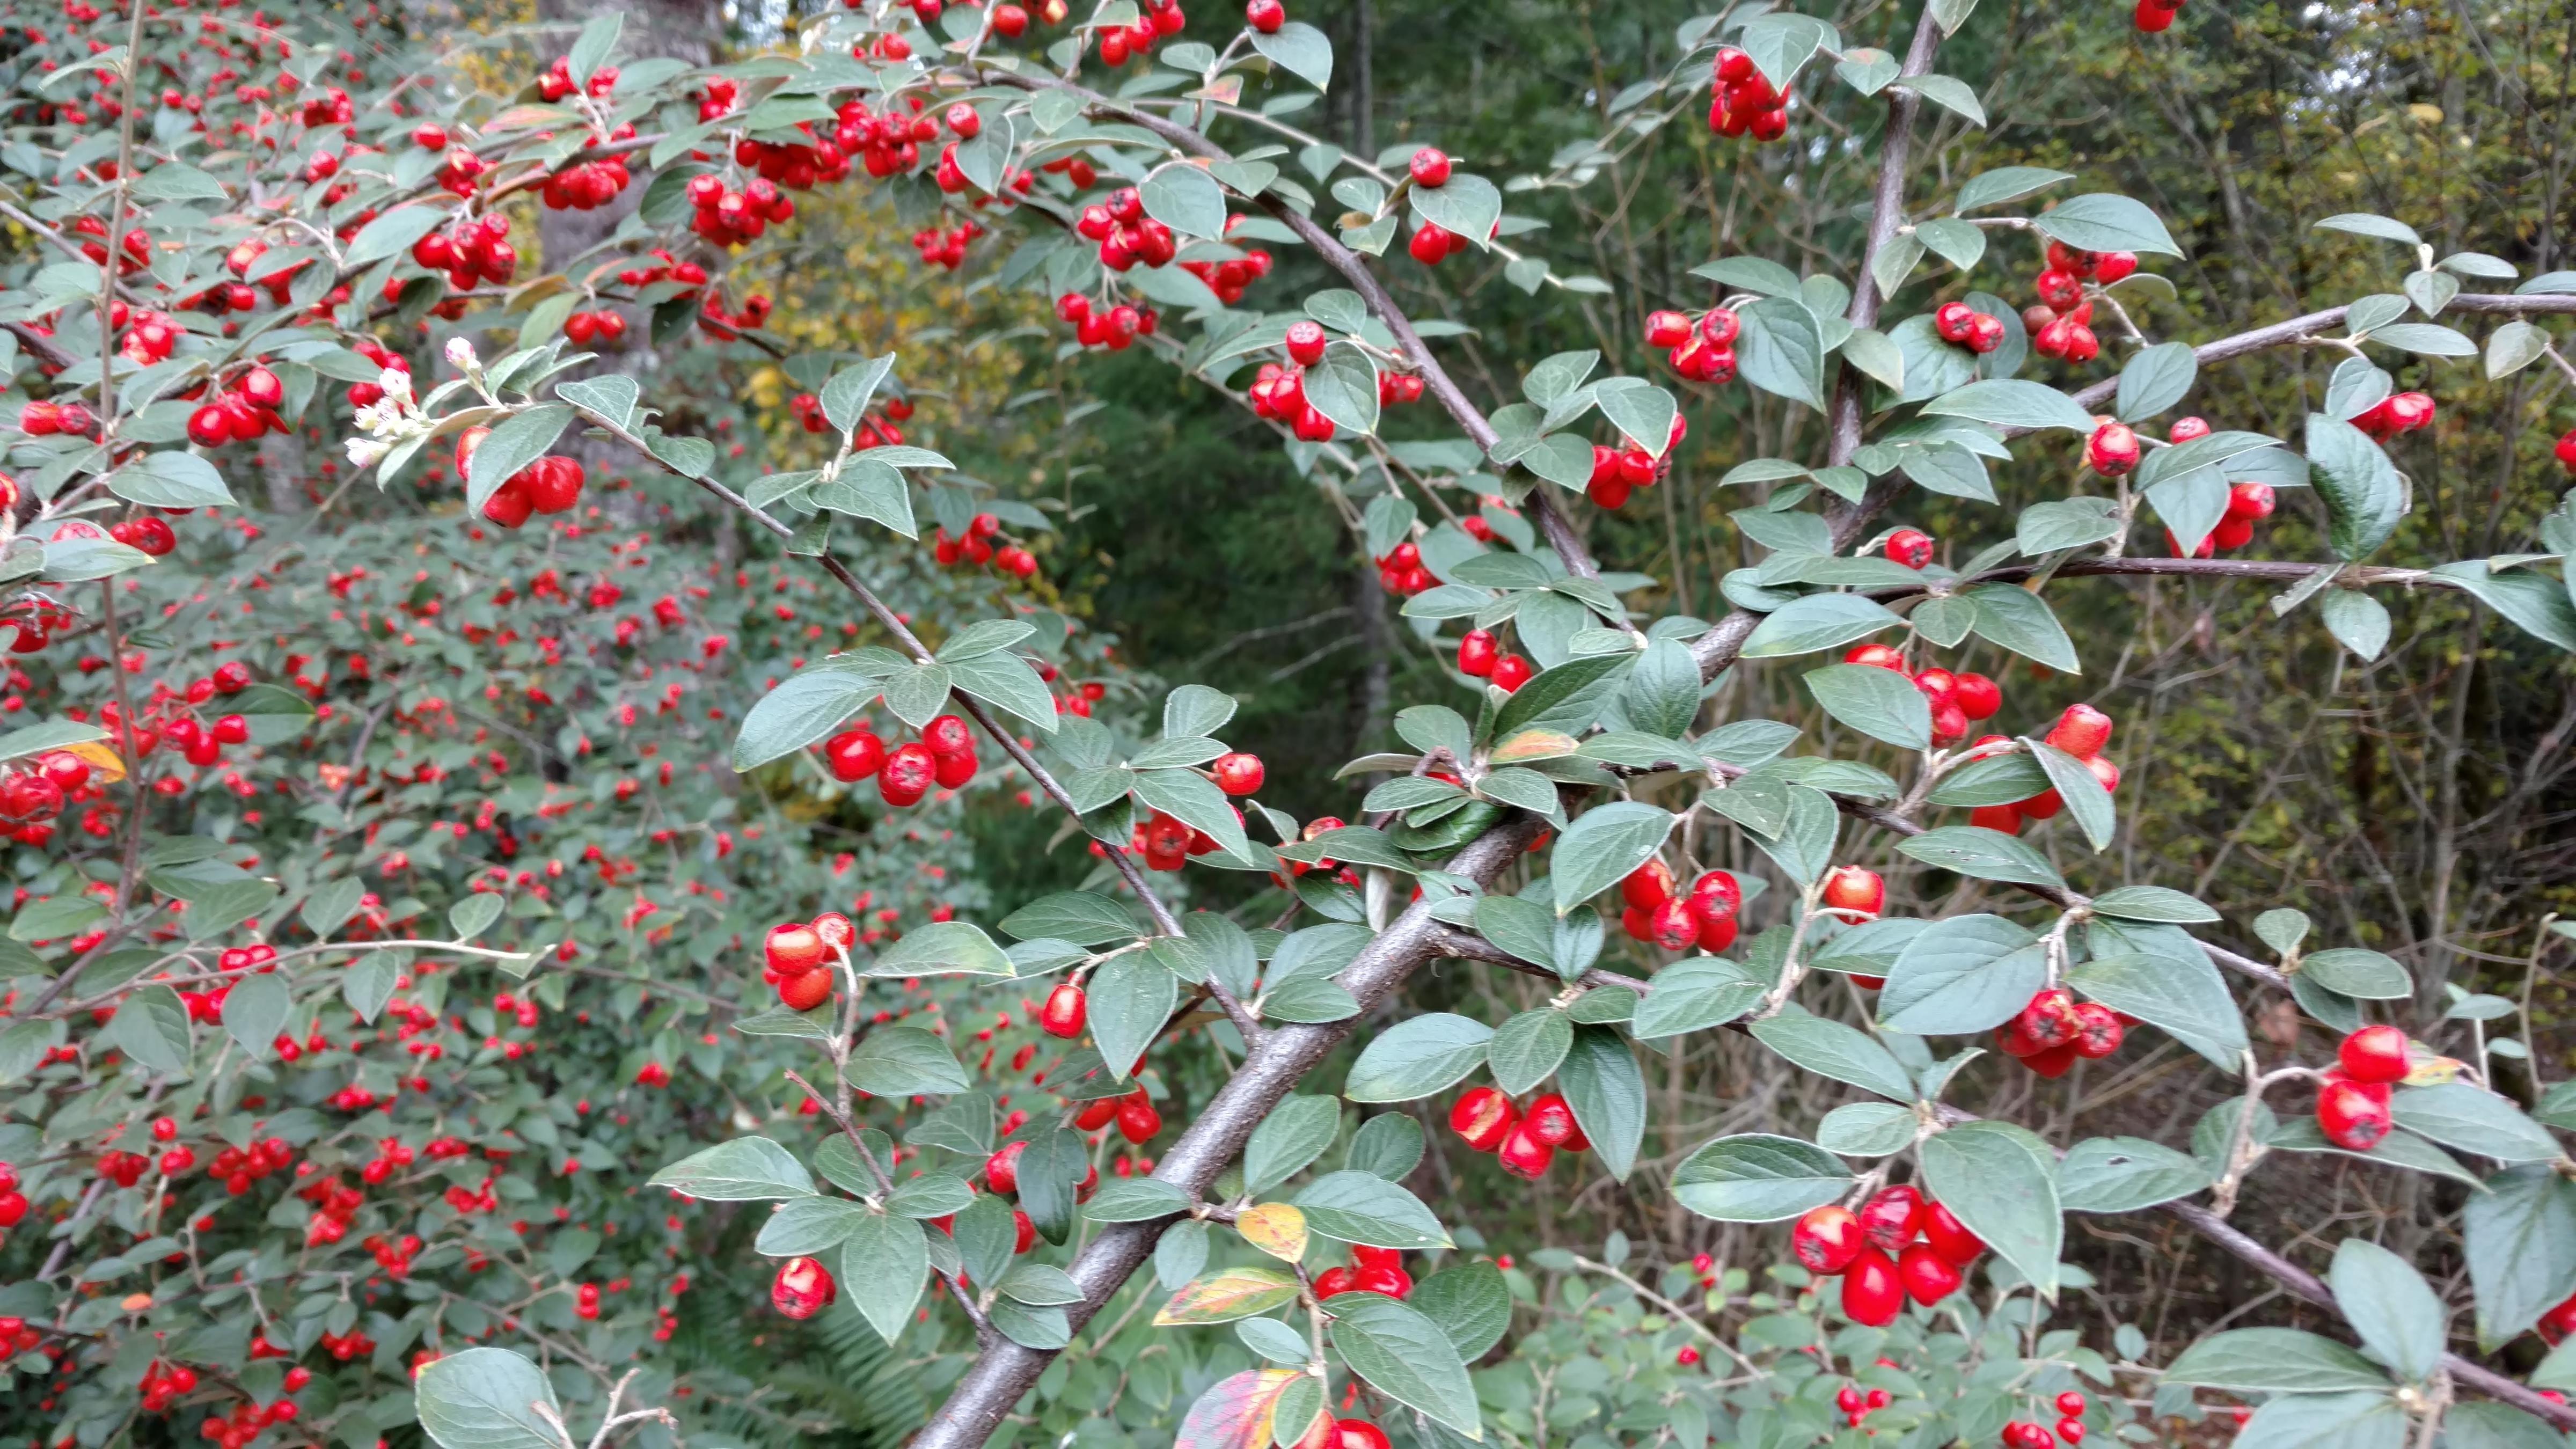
xmin=1449 ymin=1085 xmax=1517 ymax=1151
xmin=825 ymin=728 xmax=886 ymax=781
xmin=1952 ymin=672 xmax=2001 ymax=720
xmin=1352 ymin=1245 xmax=1402 ymax=1273
xmin=880 ymin=741 xmax=938 ymax=806
xmin=1791 ymin=1204 xmax=1865 ymax=1274
xmin=1490 ymin=654 xmax=1534 ymax=692
xmin=2023 ymin=1042 xmax=2080 ymax=1079
xmin=1820 ymin=865 xmax=1885 ymax=920
xmin=1040 ymin=982 xmax=1087 ymax=1038
xmin=985 ymin=1140 xmax=1028 ymax=1195
xmin=1245 ymin=0 xmax=1285 ymax=32
xmin=1457 ymin=627 xmax=1499 ymax=677
xmin=771 ymin=1256 xmax=837 ymax=1318
xmin=2070 ymin=1002 xmax=2125 ymax=1059
xmin=2044 ymin=703 xmax=2113 ymax=759
xmin=1897 ymin=1242 xmax=1963 ymax=1304
xmin=1687 ymin=870 xmax=1740 ymax=920
xmin=1857 ymin=1184 xmax=1924 ymax=1252
xmin=1621 ymin=859 xmax=1675 ymax=911
xmin=1408 ymin=147 xmax=1452 ymax=187
xmin=1285 ymin=320 xmax=1327 ymax=365
xmin=1696 ymin=913 xmax=1738 ymax=953
xmin=1496 ymin=1119 xmax=1555 ymax=1179
xmin=1351 ymin=1263 xmax=1413 ymax=1297
xmin=1840 ymin=1248 xmax=1902 ymax=1326
xmin=1311 ymin=1267 xmax=1356 ymax=1298
xmin=1116 ymin=1095 xmax=1161 ymax=1144
xmin=1523 ymin=1092 xmax=1585 ymax=1148
xmin=1648 ymin=897 xmax=1697 ymax=950
xmin=1645 ymin=311 xmax=1695 ymax=348
xmin=1922 ymin=1200 xmax=1984 ymax=1265
xmin=777 ymin=968 xmax=833 ymax=1012
xmin=2016 ymin=988 xmax=2080 ymax=1051
xmin=2169 ymin=416 xmax=2212 ymax=443
xmin=1884 ymin=529 xmax=1934 ymax=569
xmin=2338 ymin=1024 xmax=2411 ymax=1084
xmin=2057 ymin=1394 xmax=2088 ymax=1418
xmin=922 ymin=714 xmax=975 ymax=758
xmin=765 ymin=923 xmax=828 ymax=977
xmin=1212 ymin=752 xmax=1265 ymax=796
xmin=1333 ymin=1420 xmax=1392 ymax=1449
xmin=2085 ymin=421 xmax=2140 ymax=477
xmin=2057 ymin=1422 xmax=2085 ymax=1444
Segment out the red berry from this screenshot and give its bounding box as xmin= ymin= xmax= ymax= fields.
xmin=1523 ymin=1093 xmax=1584 ymax=1148
xmin=1408 ymin=147 xmax=1452 ymax=187
xmin=764 ymin=923 xmax=828 ymax=977
xmin=1621 ymin=859 xmax=1674 ymax=911
xmin=2043 ymin=703 xmax=2113 ymax=759
xmin=1857 ymin=1184 xmax=1923 ymax=1252
xmin=1040 ymin=982 xmax=1087 ymax=1038
xmin=2337 ymin=1024 xmax=2411 ymax=1085
xmin=1884 ymin=529 xmax=1934 ymax=569
xmin=2056 ymin=1394 xmax=2088 ymax=1418
xmin=1896 ymin=1242 xmax=1963 ymax=1305
xmin=1922 ymin=1201 xmax=1984 ymax=1265
xmin=771 ymin=1256 xmax=836 ymax=1318
xmin=2085 ymin=421 xmax=2140 ymax=477
xmin=1792 ymin=1204 xmax=1865 ymax=1274
xmin=985 ymin=1140 xmax=1028 ymax=1194
xmin=2317 ymin=1079 xmax=2393 ymax=1151
xmin=1211 ymin=752 xmax=1265 ymax=796
xmin=1840 ymin=1248 xmax=1901 ymax=1326
xmin=1245 ymin=0 xmax=1283 ymax=31
xmin=1496 ymin=1119 xmax=1555 ymax=1179
xmin=1333 ymin=1421 xmax=1391 ymax=1449
xmin=1457 ymin=628 xmax=1499 ymax=677
xmin=1820 ymin=866 xmax=1885 ymax=920
xmin=1490 ymin=654 xmax=1534 ymax=692
xmin=1448 ymin=1086 xmax=1516 ymax=1151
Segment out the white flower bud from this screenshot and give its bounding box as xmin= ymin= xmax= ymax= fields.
xmin=443 ymin=336 xmax=479 ymax=370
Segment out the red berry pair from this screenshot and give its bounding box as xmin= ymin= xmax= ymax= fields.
xmin=1644 ymin=307 xmax=1742 ymax=385
xmin=1991 ymin=987 xmax=2125 ymax=1077
xmin=1935 ymin=302 xmax=2006 ymax=355
xmin=2352 ymin=391 xmax=2435 ymax=442
xmin=1792 ymin=1185 xmax=1983 ymax=1325
xmin=1618 ymin=860 xmax=1743 ymax=954
xmin=2316 ymin=1024 xmax=2410 ymax=1150
xmin=1454 ymin=628 xmax=1535 ymax=691
xmin=1450 ymin=1086 xmax=1585 ymax=1179
xmin=1313 ymin=1244 xmax=1411 ymax=1300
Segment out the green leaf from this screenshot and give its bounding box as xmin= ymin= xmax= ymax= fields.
xmin=1546 ymin=802 xmax=1674 ymax=913
xmin=2165 ymin=1329 xmax=2394 ymax=1393
xmin=107 ymin=984 xmax=189 ymax=1073
xmin=2302 ymin=948 xmax=2411 ymax=1000
xmin=820 ymin=355 xmax=897 ymax=434
xmin=1737 ymin=297 xmax=1826 ymax=410
xmin=1817 ymin=1102 xmax=1919 ymax=1157
xmin=733 ymin=664 xmax=881 ymax=771
xmin=756 ymin=1197 xmax=868 ymax=1257
xmin=415 ymin=1348 xmax=564 ymax=1449
xmin=845 ymin=1027 xmax=971 ymax=1096
xmin=1956 ymin=166 xmax=2074 ymax=211
xmin=1086 ymin=953 xmax=1176 ymax=1079
xmin=2235 ymin=1393 xmax=2406 ymax=1449
xmin=1485 ymin=1008 xmax=1572 ymax=1095
xmin=2116 ymin=341 xmax=2198 ymax=421
xmin=1557 ymin=1024 xmax=1646 ymax=1180
xmin=2430 ymin=559 xmax=2576 ymax=652
xmin=1964 ymin=584 xmax=2081 ymax=671
xmin=345 ymin=205 xmax=448 ymax=268
xmin=1301 ymin=341 xmax=1380 ymax=437
xmin=948 ymin=650 xmax=1058 ymax=734
xmin=219 ymin=972 xmax=287 ymax=1060
xmin=1803 ymin=662 xmax=1932 ymax=750
xmin=1245 ymin=1095 xmax=1342 ymax=1195
xmin=1327 ymin=1293 xmax=1482 ymax=1437
xmin=1880 ymin=914 xmax=2048 ymax=1035
xmin=1409 ymin=1262 xmax=1512 ymax=1359
xmin=1921 ymin=1121 xmax=2062 ymax=1299
xmin=2066 ymin=950 xmax=2249 ymax=1055
xmin=1141 ymin=163 xmax=1229 ymax=239
xmin=1345 ymin=1013 xmax=1492 ymax=1102
xmin=1295 ymin=1171 xmax=1451 ymax=1248
xmin=1410 ymin=174 xmax=1503 ymax=256
xmin=1897 ymin=826 xmax=2066 ymax=888
xmin=1631 ymin=958 xmax=1766 ymax=1040
xmin=2031 ymin=194 xmax=2183 ymax=257
xmin=842 ymin=1211 xmax=929 ymax=1344
xmin=868 ymin=921 xmax=1016 ymax=978
xmin=1923 ymin=379 xmax=2097 ymax=433
xmin=1672 ymin=1133 xmax=1854 ymax=1221
xmin=2306 ymin=414 xmax=2406 ymax=561
xmin=1491 ymin=654 xmax=1631 ymax=740
xmin=1741 ymin=595 xmax=1907 ymax=657
xmin=2027 ymin=740 xmax=2115 ymax=851
xmin=113 ymin=450 xmax=235 ymax=508
xmin=650 ymin=1137 xmax=816 ymax=1201
xmin=2390 ymin=1083 xmax=2562 ymax=1163
xmin=2320 ymin=591 xmax=2392 ymax=661
xmin=2329 ymin=1240 xmax=2445 ymax=1383
xmin=1249 ymin=19 xmax=1333 ymax=90
xmin=999 ymin=891 xmax=1136 ymax=946
xmin=466 ymin=405 xmax=574 ymax=514
xmin=2465 ymin=1166 xmax=2576 ymax=1345
xmin=2090 ymin=885 xmax=2220 ymax=923
xmin=2058 ymin=1136 xmax=2212 ymax=1212
xmin=1132 ymin=766 xmax=1251 ymax=858
xmin=1085 ymin=1178 xmax=1192 ymax=1223
xmin=1748 ymin=1014 xmax=1919 ymax=1102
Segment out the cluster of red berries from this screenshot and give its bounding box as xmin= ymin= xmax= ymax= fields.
xmin=17 ymin=398 xmax=96 ymax=437
xmin=1992 ymin=987 xmax=2127 ymax=1078
xmin=1128 ymin=808 xmax=1225 ymax=872
xmin=1176 ymin=234 xmax=1275 ymax=304
xmin=1958 ymin=703 xmax=2118 ymax=833
xmin=108 ymin=515 xmax=177 ymax=556
xmin=456 ymin=428 xmax=586 ymax=529
xmin=364 ymin=1229 xmax=424 ymax=1278
xmin=182 ymin=365 xmax=288 ymax=449
xmin=536 ymin=52 xmax=616 ymax=102
xmin=539 ymin=144 xmax=637 ymax=212
xmin=1077 ymin=187 xmax=1179 ymax=273
xmin=762 ymin=914 xmax=852 ymax=1013
xmin=1373 ymin=540 xmax=1433 ymax=596
xmin=789 ymin=391 xmax=914 ymax=441
xmin=912 ymin=221 xmax=988 ymax=270
xmin=0 ymin=1162 xmax=25 ymax=1226
xmin=2133 ymin=0 xmax=2184 ymax=31
xmin=684 ymin=172 xmax=800 ymax=246
xmin=2352 ymin=390 xmax=2435 ymax=443
xmin=193 ymin=1391 xmax=301 ymax=1446
xmin=1643 ymin=306 xmax=1740 ymax=384
xmin=616 ymin=249 xmax=710 ymax=298
xmin=831 ymin=96 xmax=938 ymax=179
xmin=1057 ymin=293 xmax=1160 ymax=352
xmin=1449 ymin=1086 xmax=1588 ymax=1179
xmin=1792 ymin=1185 xmax=1982 ymax=1324
xmin=0 ymin=751 xmax=94 ymax=841
xmin=562 ymin=310 xmax=628 ymax=346
xmin=1453 ymin=628 xmax=1535 ymax=691
xmin=69 ymin=214 xmax=149 ymax=273
xmin=1584 ymin=415 xmax=1689 ymax=509
xmin=1707 ymin=48 xmax=1791 ymax=141
xmin=698 ymin=290 xmax=776 ymax=340
xmin=1934 ymin=301 xmax=2006 ymax=354
xmin=1312 ymin=1244 xmax=1413 ymax=1300
xmin=116 ymin=306 xmax=183 ymax=365
xmin=1835 ymin=1384 xmax=1897 ymax=1428
xmin=821 ymin=712 xmax=980 ymax=806
xmin=1842 ymin=642 xmax=2004 ymax=745
xmin=297 ymin=1176 xmax=367 ymax=1244
xmin=135 ymin=1362 xmax=199 ymax=1415
xmin=2024 ymin=245 xmax=2136 ymax=363
xmin=411 ymin=214 xmax=518 ymax=290
xmin=343 ymin=339 xmax=409 ymax=411
xmin=1094 ymin=0 xmax=1185 ymax=63
xmin=932 ymin=515 xmax=1042 ymax=579
xmin=2004 ymin=1396 xmax=2094 ymax=1449
xmin=1069 ymin=1087 xmax=1163 ymax=1143
xmin=1616 ymin=861 xmax=1743 ymax=954
xmin=2314 ymin=1023 xmax=2412 ymax=1150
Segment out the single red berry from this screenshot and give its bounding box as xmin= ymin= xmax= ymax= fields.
xmin=764 ymin=923 xmax=828 ymax=977
xmin=1884 ymin=529 xmax=1934 ymax=569
xmin=1285 ymin=320 xmax=1327 ymax=366
xmin=1523 ymin=1093 xmax=1584 ymax=1148
xmin=1040 ymin=982 xmax=1087 ymax=1038
xmin=1245 ymin=0 xmax=1284 ymax=31
xmin=1820 ymin=865 xmax=1885 ymax=920
xmin=1490 ymin=654 xmax=1534 ymax=692
xmin=1840 ymin=1248 xmax=1902 ymax=1326
xmin=985 ymin=1140 xmax=1028 ymax=1195
xmin=1792 ymin=1204 xmax=1865 ymax=1275
xmin=1896 ymin=1242 xmax=1963 ymax=1305
xmin=2056 ymin=1394 xmax=2088 ymax=1418
xmin=2085 ymin=421 xmax=2140 ymax=477
xmin=1496 ymin=1119 xmax=1555 ymax=1179
xmin=1448 ymin=1086 xmax=1516 ymax=1151
xmin=1407 ymin=147 xmax=1452 ymax=187
xmin=2337 ymin=1024 xmax=2411 ymax=1085
xmin=771 ymin=1256 xmax=836 ymax=1318
xmin=1857 ymin=1184 xmax=1924 ymax=1252
xmin=1620 ymin=859 xmax=1675 ymax=911
xmin=2316 ymin=1079 xmax=2394 ymax=1151
xmin=1922 ymin=1201 xmax=1984 ymax=1265
xmin=2043 ymin=703 xmax=2113 ymax=759
xmin=1211 ymin=752 xmax=1265 ymax=796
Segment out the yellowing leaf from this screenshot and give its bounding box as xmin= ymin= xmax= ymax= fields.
xmin=1237 ymin=1203 xmax=1309 ymax=1262
xmin=1490 ymin=729 xmax=1578 ymax=764
xmin=66 ymin=741 xmax=125 ymax=784
xmin=1176 ymin=1368 xmax=1301 ymax=1449
xmin=1154 ymin=1266 xmax=1302 ymax=1325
